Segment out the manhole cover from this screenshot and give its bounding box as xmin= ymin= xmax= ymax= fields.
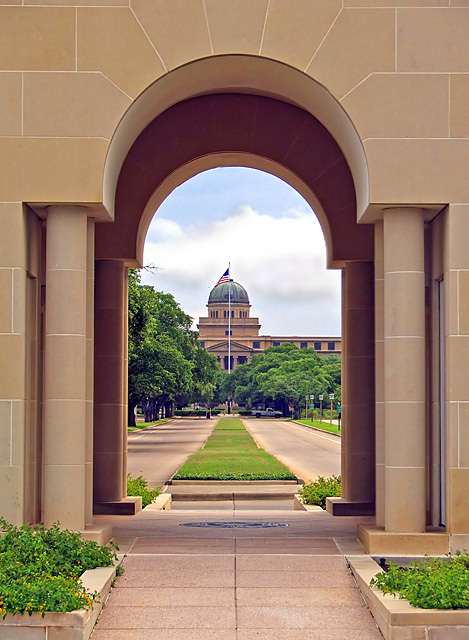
xmin=180 ymin=521 xmax=289 ymax=528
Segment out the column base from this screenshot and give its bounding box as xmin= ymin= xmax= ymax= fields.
xmin=93 ymin=496 xmax=142 ymax=516
xmin=79 ymin=524 xmax=113 ymax=546
xmin=358 ymin=524 xmax=449 ymax=555
xmin=326 ymin=497 xmax=375 ymax=516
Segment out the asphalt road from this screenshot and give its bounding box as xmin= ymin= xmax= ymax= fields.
xmin=127 ymin=416 xmax=341 ymax=488
xmin=243 ymin=417 xmax=341 ymax=483
xmin=127 ymin=418 xmax=215 ymax=488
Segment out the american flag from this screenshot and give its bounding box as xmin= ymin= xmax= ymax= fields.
xmin=215 ymin=268 xmax=230 ymax=286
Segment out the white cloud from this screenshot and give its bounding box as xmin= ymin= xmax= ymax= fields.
xmin=142 ymin=205 xmax=342 ymax=336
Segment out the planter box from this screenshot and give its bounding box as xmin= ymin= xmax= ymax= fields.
xmin=0 ymin=565 xmax=116 ymax=640
xmin=340 ymin=538 xmax=469 ymax=640
xmin=143 ymin=493 xmax=172 ymax=511
xmin=293 ymin=494 xmax=323 ymax=511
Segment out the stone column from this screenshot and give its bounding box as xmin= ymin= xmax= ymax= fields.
xmin=85 ymin=219 xmax=95 ymax=526
xmin=375 ymin=221 xmax=385 ymax=527
xmin=93 ymin=260 xmax=125 ymax=505
xmin=43 ymin=206 xmax=87 ymax=530
xmin=327 ymin=261 xmax=375 ymax=516
xmin=122 ymin=269 xmax=129 ymax=498
xmin=384 ymin=207 xmax=426 ymax=533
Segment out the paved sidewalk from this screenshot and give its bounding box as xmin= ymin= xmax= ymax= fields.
xmin=91 ymin=506 xmax=383 ymax=639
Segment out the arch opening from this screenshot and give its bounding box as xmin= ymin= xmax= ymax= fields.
xmin=97 ymin=91 xmax=373 ymax=268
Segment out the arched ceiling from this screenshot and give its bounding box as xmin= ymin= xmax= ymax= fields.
xmin=96 ymin=92 xmax=373 ymax=267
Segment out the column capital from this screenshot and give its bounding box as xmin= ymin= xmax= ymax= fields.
xmin=382 ymin=206 xmax=425 ymax=217
xmin=46 ymin=204 xmax=92 ymax=219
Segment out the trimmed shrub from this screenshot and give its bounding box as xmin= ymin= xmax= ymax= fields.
xmin=127 ymin=474 xmax=161 ymax=508
xmin=298 ymin=475 xmax=341 ymax=509
xmin=371 ymin=553 xmax=469 ymax=609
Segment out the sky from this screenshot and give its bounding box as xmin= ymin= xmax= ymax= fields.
xmin=142 ymin=167 xmax=342 ymax=336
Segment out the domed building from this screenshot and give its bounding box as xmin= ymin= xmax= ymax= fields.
xmin=197 ymin=277 xmax=341 ymax=371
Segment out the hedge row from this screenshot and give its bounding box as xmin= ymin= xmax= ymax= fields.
xmin=174 ymin=409 xmax=222 ymax=416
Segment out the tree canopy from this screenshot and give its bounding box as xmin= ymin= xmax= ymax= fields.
xmin=127 ymin=270 xmax=220 ymax=424
xmin=222 ymin=343 xmax=341 ymax=416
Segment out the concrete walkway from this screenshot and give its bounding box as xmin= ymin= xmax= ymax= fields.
xmin=91 ymin=504 xmax=383 ymax=639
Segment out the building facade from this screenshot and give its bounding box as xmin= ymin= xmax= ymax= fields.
xmin=1 ymin=3 xmax=469 ymax=556
xmin=197 ymin=279 xmax=341 ymax=370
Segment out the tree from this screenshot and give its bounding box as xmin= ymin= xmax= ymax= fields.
xmin=127 ymin=270 xmax=220 ymax=425
xmin=229 ymin=343 xmax=341 ymax=417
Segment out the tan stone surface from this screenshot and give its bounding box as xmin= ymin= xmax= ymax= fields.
xmin=131 ymin=0 xmax=211 ymax=71
xmin=0 ymin=269 xmax=13 ymax=334
xmin=445 ymin=269 xmax=459 ymax=338
xmin=46 ymin=273 xmax=87 ymax=335
xmin=0 ymin=465 xmax=24 ymax=525
xmin=358 ymin=525 xmax=449 ymax=555
xmin=43 ymin=463 xmax=85 ymax=529
xmin=397 ymin=8 xmax=469 ymax=72
xmin=27 ymin=0 xmax=127 ymax=4
xmin=448 ymin=468 xmax=469 ymax=532
xmin=341 ymin=73 xmax=448 ymax=139
xmin=366 ymin=139 xmax=469 ymax=205
xmin=458 ymin=270 xmax=469 ymax=335
xmin=261 ymin=0 xmax=340 ymax=70
xmin=346 ymin=0 xmax=446 ymax=4
xmin=384 ymin=404 xmax=426 ymax=468
xmin=0 ymin=72 xmax=21 ymax=135
xmin=77 ymin=7 xmax=166 ymax=97
xmin=450 ymin=74 xmax=469 ymax=137
xmin=447 ymin=336 xmax=469 ymax=400
xmin=0 ymin=204 xmax=25 ymax=269
xmin=384 ymin=340 xmax=425 ymax=401
xmin=0 ymin=334 xmax=25 ymax=399
xmin=446 ymin=204 xmax=469 ymax=270
xmin=306 ymin=8 xmax=395 ymax=99
xmin=384 ymin=272 xmax=426 ymax=337
xmin=0 ymin=7 xmax=75 ymax=71
xmin=457 ymin=403 xmax=469 ymax=467
xmin=23 ymin=72 xmax=130 ymax=138
xmin=0 ymin=137 xmax=107 ymax=203
xmin=205 ymin=0 xmax=268 ymax=54
xmin=384 ymin=466 xmax=426 ymax=533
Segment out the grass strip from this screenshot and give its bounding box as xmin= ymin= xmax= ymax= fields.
xmin=173 ymin=417 xmax=296 ymax=480
xmin=295 ymin=419 xmax=341 ymax=435
xmin=128 ymin=419 xmax=170 ymax=432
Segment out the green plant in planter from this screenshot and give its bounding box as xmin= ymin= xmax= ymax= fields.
xmin=298 ymin=475 xmax=341 ymax=509
xmin=127 ymin=474 xmax=161 ymax=508
xmin=370 ymin=553 xmax=469 ymax=609
xmin=0 ymin=518 xmax=118 ymax=618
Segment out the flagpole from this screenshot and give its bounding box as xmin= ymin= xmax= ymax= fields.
xmin=228 ymin=262 xmax=231 ymax=375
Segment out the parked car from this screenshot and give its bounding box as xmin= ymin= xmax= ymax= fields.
xmin=251 ymin=407 xmax=283 ymax=418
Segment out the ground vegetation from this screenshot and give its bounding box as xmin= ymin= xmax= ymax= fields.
xmin=173 ymin=418 xmax=296 ymax=480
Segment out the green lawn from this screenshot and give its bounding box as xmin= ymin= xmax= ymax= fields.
xmin=295 ymin=419 xmax=341 ymax=435
xmin=128 ymin=419 xmax=170 ymax=432
xmin=173 ymin=417 xmax=296 ymax=480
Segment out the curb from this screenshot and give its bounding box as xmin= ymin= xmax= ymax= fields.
xmin=293 ymin=494 xmax=324 ymax=511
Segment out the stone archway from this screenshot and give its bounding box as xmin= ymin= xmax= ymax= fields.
xmin=93 ymin=67 xmax=376 ymax=520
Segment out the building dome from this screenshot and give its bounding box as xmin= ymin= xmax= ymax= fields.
xmin=208 ymin=280 xmax=250 ymax=304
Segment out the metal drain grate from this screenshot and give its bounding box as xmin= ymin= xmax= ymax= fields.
xmin=180 ymin=521 xmax=290 ymax=528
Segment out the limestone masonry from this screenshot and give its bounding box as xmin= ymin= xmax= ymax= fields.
xmin=0 ymin=1 xmax=467 ymax=554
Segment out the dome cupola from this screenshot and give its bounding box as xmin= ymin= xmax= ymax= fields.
xmin=208 ymin=280 xmax=250 ymax=305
